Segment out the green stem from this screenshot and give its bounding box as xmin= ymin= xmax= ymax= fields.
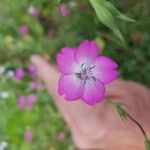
xmin=108 ymin=99 xmax=148 ymax=140
xmin=125 ymin=110 xmax=148 ymax=140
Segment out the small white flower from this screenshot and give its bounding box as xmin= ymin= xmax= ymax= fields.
xmin=28 ymin=5 xmax=39 ymax=16
xmin=0 ymin=66 xmax=5 ymax=74
xmin=6 ymin=70 xmax=14 ymax=77
xmin=28 ymin=5 xmax=35 ymax=14
xmin=69 ymin=1 xmax=77 ymax=8
xmin=0 ymin=141 xmax=8 ymax=150
xmin=0 ymin=91 xmax=9 ymax=99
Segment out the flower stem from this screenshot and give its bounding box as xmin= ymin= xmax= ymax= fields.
xmin=125 ymin=111 xmax=148 ymax=140
xmin=108 ymin=99 xmax=148 ymax=140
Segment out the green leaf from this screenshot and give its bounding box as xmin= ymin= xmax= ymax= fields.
xmin=55 ymin=0 xmax=62 ymax=5
xmin=145 ymin=139 xmax=150 ymax=150
xmin=89 ymin=0 xmax=125 ymax=43
xmin=108 ymin=100 xmax=128 ymax=120
xmin=104 ymin=1 xmax=135 ymax=22
xmin=116 ymin=104 xmax=128 ymax=120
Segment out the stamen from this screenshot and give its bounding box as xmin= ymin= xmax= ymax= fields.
xmin=75 ymin=73 xmax=82 ymax=79
xmin=80 ymin=63 xmax=85 ymax=68
xmin=75 ymin=64 xmax=96 ymax=85
xmin=83 ymin=76 xmax=89 ymax=85
xmin=91 ymin=76 xmax=96 ymax=81
xmin=89 ymin=65 xmax=95 ymax=70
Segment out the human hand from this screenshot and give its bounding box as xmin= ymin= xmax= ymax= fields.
xmin=31 ymin=55 xmax=150 ymax=150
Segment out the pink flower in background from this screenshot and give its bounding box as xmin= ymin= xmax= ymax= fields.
xmin=18 ymin=95 xmax=26 ymax=108
xmin=19 ymin=25 xmax=29 ymax=35
xmin=28 ymin=5 xmax=40 ymax=17
xmin=14 ymin=68 xmax=25 ymax=80
xmin=57 ymin=132 xmax=66 ymax=141
xmin=27 ymin=94 xmax=37 ymax=108
xmin=57 ymin=40 xmax=118 ymax=105
xmin=29 ymin=82 xmax=44 ymax=90
xmin=17 ymin=94 xmax=37 ymax=109
xmin=60 ymin=3 xmax=70 ymax=17
xmin=24 ymin=130 xmax=33 ymax=142
xmin=28 ymin=64 xmax=37 ymax=76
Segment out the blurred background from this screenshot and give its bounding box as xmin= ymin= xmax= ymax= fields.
xmin=0 ymin=0 xmax=149 ymax=149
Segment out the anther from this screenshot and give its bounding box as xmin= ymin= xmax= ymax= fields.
xmin=89 ymin=65 xmax=95 ymax=70
xmin=80 ymin=63 xmax=85 ymax=68
xmin=75 ymin=73 xmax=82 ymax=79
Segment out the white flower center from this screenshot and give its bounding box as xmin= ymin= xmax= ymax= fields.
xmin=75 ymin=63 xmax=96 ymax=85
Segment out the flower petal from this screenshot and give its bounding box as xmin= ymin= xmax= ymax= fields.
xmin=58 ymin=75 xmax=84 ymax=101
xmin=92 ymin=56 xmax=118 ymax=69
xmin=94 ymin=69 xmax=118 ymax=84
xmin=82 ymin=79 xmax=105 ymax=105
xmin=75 ymin=40 xmax=99 ymax=65
xmin=57 ymin=47 xmax=80 ymax=74
xmin=92 ymin=56 xmax=118 ymax=84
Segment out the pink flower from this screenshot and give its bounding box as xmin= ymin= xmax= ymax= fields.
xmin=60 ymin=3 xmax=70 ymax=17
xmin=29 ymin=82 xmax=44 ymax=90
xmin=24 ymin=130 xmax=33 ymax=142
xmin=14 ymin=68 xmax=25 ymax=80
xmin=17 ymin=94 xmax=37 ymax=109
xmin=19 ymin=25 xmax=29 ymax=35
xmin=27 ymin=94 xmax=37 ymax=108
xmin=28 ymin=64 xmax=37 ymax=76
xmin=57 ymin=132 xmax=66 ymax=141
xmin=18 ymin=95 xmax=26 ymax=108
xmin=57 ymin=40 xmax=118 ymax=105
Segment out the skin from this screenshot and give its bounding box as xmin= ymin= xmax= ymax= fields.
xmin=31 ymin=55 xmax=150 ymax=150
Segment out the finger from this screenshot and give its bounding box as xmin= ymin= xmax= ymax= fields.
xmin=105 ymin=80 xmax=150 ymax=114
xmin=31 ymin=54 xmax=60 ymax=97
xmin=105 ymin=80 xmax=128 ymax=99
